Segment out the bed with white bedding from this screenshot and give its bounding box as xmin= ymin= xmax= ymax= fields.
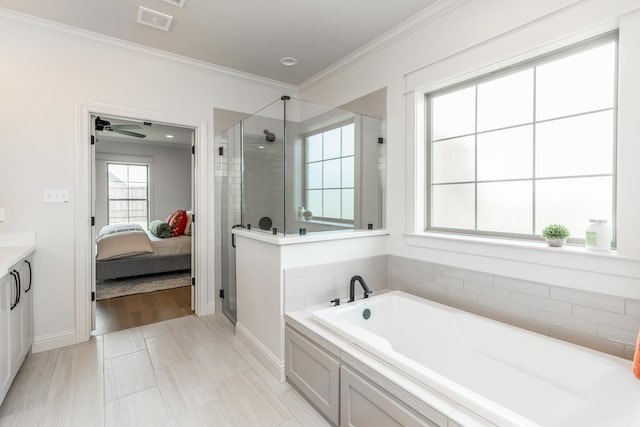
xmin=95 ymin=224 xmax=191 ymax=281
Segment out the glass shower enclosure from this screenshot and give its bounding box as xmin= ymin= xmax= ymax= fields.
xmin=218 ymin=96 xmax=386 ymax=323
xmin=241 ymin=96 xmax=385 ymax=235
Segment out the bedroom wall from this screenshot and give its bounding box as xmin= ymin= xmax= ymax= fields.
xmin=299 ymin=1 xmax=640 ymax=300
xmin=0 ymin=9 xmax=292 ymax=350
xmin=94 ymin=139 xmax=192 ymax=232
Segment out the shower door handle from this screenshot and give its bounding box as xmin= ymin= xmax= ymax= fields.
xmin=231 ymin=224 xmax=243 ymax=248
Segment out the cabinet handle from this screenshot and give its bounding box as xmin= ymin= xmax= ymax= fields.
xmin=24 ymin=260 xmax=32 ymax=293
xmin=9 ymin=271 xmax=18 ymax=310
xmin=13 ymin=269 xmax=21 ymax=305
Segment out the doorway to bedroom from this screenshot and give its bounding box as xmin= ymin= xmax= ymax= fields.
xmin=91 ymin=114 xmax=195 ymax=335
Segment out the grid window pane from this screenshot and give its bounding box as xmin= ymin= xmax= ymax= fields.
xmin=306 ymin=190 xmax=322 ymax=217
xmin=432 ymin=87 xmax=476 ymax=141
xmin=108 ymin=164 xmax=128 ymax=182
xmin=323 ymin=128 xmax=341 ymax=159
xmin=306 ymin=163 xmax=322 ymax=189
xmin=341 ymin=157 xmax=354 ymax=188
xmin=536 ymin=177 xmax=612 ymax=237
xmin=477 ymin=126 xmax=533 ymax=181
xmin=535 ymin=111 xmax=614 ymax=178
xmin=477 ymin=181 xmax=533 ymax=234
xmin=108 ymin=187 xmax=129 ymax=199
xmin=428 ymin=37 xmax=616 ymax=240
xmin=307 ymin=134 xmax=323 ymax=162
xmin=536 ymin=42 xmax=616 ymax=121
xmin=129 ymin=185 xmax=148 ymax=199
xmin=304 ymin=123 xmax=356 ymax=221
xmin=323 ymin=189 xmax=341 ymax=219
xmin=477 ymin=69 xmax=534 ymax=132
xmin=431 ymin=184 xmax=475 ymax=229
xmin=342 ymin=189 xmax=354 ymax=220
xmin=323 ymin=159 xmax=341 ymax=188
xmin=432 ymin=136 xmax=475 ymax=184
xmin=107 ymin=163 xmax=149 ymax=229
xmin=128 ymin=165 xmax=148 ymax=183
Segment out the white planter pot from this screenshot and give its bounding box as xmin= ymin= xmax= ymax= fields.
xmin=545 ymin=237 xmax=566 ymax=247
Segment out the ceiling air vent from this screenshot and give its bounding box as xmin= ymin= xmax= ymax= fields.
xmin=137 ymin=7 xmax=174 ymax=31
xmin=160 ymin=0 xmax=186 ymax=8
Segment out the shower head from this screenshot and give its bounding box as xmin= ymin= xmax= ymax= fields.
xmin=263 ymin=129 xmax=276 ymax=142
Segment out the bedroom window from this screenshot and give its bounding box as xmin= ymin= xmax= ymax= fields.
xmin=107 ymin=163 xmax=149 ymax=229
xmin=305 ymin=123 xmax=355 ymax=222
xmin=426 ymin=35 xmax=617 ymax=242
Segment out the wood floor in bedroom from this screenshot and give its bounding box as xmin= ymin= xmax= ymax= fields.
xmin=95 ymin=286 xmax=193 ymax=335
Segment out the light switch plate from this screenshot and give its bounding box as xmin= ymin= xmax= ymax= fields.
xmin=43 ymin=189 xmax=70 ymax=203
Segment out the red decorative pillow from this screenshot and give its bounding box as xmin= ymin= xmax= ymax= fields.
xmin=167 ymin=210 xmax=188 ymax=236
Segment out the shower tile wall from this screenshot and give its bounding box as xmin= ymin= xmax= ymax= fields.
xmin=387 ymin=255 xmax=640 ymax=360
xmin=242 ymin=118 xmax=285 ymax=232
xmin=283 ymin=255 xmax=388 ymax=312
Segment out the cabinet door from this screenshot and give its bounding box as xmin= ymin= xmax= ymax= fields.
xmin=285 ymin=326 xmax=340 ymax=425
xmin=7 ymin=270 xmax=23 ymax=379
xmin=340 ymin=365 xmax=439 ymax=427
xmin=18 ymin=258 xmax=33 ymax=355
xmin=0 ymin=274 xmax=12 ymax=403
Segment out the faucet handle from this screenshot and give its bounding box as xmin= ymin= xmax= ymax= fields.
xmin=364 ymin=290 xmax=372 ymax=299
xmin=330 ymin=298 xmax=340 ymax=306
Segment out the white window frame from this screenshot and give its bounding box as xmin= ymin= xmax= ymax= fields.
xmin=107 ymin=161 xmax=151 ymax=229
xmin=425 ymin=33 xmax=618 ymax=245
xmin=303 ymin=120 xmax=356 ymax=224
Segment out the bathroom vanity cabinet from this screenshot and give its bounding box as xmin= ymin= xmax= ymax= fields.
xmin=0 ymin=255 xmax=34 ymax=405
xmin=285 ymin=325 xmax=444 ymax=427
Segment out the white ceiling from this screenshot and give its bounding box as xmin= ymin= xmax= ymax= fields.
xmin=95 ymin=115 xmax=193 ymax=146
xmin=0 ymin=0 xmax=438 ymax=85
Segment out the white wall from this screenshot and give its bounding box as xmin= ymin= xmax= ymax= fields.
xmin=299 ymin=0 xmax=640 ymax=300
xmin=95 ymin=139 xmax=192 ymax=231
xmin=235 ymin=231 xmax=388 ymax=380
xmin=0 ymin=10 xmax=291 ymax=349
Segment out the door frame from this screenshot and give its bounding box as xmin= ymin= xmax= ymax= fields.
xmin=75 ymin=101 xmax=211 ymax=343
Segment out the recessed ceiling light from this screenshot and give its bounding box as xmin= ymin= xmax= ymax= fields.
xmin=258 ymin=146 xmax=265 ymax=149
xmin=165 ymin=134 xmax=174 ymax=138
xmin=280 ymin=57 xmax=298 ymax=67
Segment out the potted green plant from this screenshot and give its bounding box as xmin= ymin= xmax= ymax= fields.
xmin=541 ymin=224 xmax=570 ymax=247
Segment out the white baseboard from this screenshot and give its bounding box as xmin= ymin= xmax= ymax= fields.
xmin=200 ymin=302 xmax=215 ymax=316
xmin=32 ymin=329 xmax=77 ymax=353
xmin=236 ymin=322 xmax=285 ymax=382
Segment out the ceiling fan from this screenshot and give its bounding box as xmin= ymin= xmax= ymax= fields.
xmin=95 ymin=117 xmax=146 ymax=138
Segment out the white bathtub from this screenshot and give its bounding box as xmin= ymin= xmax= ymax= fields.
xmin=312 ymin=290 xmax=640 ymax=426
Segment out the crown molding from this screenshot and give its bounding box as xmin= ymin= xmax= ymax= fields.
xmin=0 ymin=8 xmax=297 ymax=93
xmin=298 ymin=0 xmax=470 ymax=92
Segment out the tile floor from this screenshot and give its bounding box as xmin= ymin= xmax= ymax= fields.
xmin=0 ymin=314 xmax=330 ymax=427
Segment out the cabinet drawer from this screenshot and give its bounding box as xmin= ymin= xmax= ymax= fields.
xmin=285 ymin=326 xmax=340 ymax=425
xmin=340 ymin=365 xmax=438 ymax=427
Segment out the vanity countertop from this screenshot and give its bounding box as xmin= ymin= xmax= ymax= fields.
xmin=0 ymin=233 xmax=36 ymax=277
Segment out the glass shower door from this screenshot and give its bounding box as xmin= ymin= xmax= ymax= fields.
xmin=220 ymin=122 xmax=242 ymax=324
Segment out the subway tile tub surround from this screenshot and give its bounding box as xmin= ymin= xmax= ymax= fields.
xmin=387 ymin=255 xmax=640 ymax=360
xmin=284 ymin=255 xmax=640 ymax=360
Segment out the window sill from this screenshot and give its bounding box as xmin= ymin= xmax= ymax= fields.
xmin=290 ymin=219 xmax=354 ymax=228
xmin=405 ymin=232 xmax=640 ymax=299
